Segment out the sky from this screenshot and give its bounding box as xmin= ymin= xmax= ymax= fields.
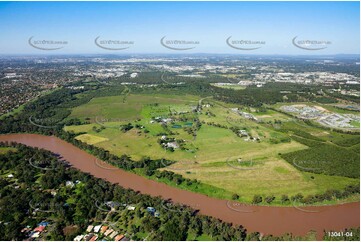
xmin=0 ymin=1 xmax=359 ymax=55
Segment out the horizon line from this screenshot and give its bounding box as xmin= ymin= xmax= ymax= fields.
xmin=0 ymin=53 xmax=359 ymax=57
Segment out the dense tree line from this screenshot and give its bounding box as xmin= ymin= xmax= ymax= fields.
xmin=0 ymin=143 xmax=249 ymax=240
xmin=2 ymin=144 xmax=357 ymax=240
xmin=251 ymin=184 xmax=359 ymax=206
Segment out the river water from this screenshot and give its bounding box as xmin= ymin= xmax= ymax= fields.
xmin=0 ymin=133 xmax=359 ymax=239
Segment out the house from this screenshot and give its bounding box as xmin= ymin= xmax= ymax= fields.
xmin=162 ymin=118 xmax=172 ymax=123
xmin=154 ymin=211 xmax=160 ymax=217
xmin=84 ymin=233 xmax=94 ymax=241
xmin=74 ymin=235 xmax=84 ymax=241
xmin=90 ymin=235 xmax=98 ymax=241
xmin=100 ymin=225 xmax=108 ymax=234
xmin=104 ymin=229 xmax=114 ymax=237
xmin=147 ymin=207 xmax=155 ymax=212
xmin=166 ymin=142 xmax=179 ymax=149
xmin=126 ymin=205 xmax=135 ymax=210
xmin=106 ymin=201 xmax=120 ymax=208
xmin=30 ymin=232 xmax=40 ymax=238
xmin=84 ymin=234 xmax=94 ymax=241
xmin=109 ymin=231 xmax=118 ymax=239
xmin=21 ymin=227 xmax=32 ymax=233
xmin=239 ymin=130 xmax=248 ymax=137
xmin=147 ymin=207 xmax=156 ymax=214
xmin=7 ymin=174 xmax=14 ymax=178
xmin=34 ymin=225 xmax=46 ymax=233
xmin=38 ymin=221 xmax=49 ymax=227
xmin=65 ymin=181 xmax=75 ymax=188
xmin=86 ymin=225 xmax=94 ymax=233
xmin=115 ymin=235 xmax=125 ymax=241
xmin=93 ymin=225 xmax=102 ymax=233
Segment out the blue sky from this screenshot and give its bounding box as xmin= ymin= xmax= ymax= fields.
xmin=0 ymin=1 xmax=359 ymax=55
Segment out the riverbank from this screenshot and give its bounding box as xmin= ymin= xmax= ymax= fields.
xmin=0 ymin=133 xmax=359 ymax=239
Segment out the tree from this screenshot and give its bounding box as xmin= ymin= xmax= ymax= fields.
xmin=145 ymin=167 xmax=154 ymax=176
xmin=189 ymin=217 xmax=202 ymax=238
xmin=252 ymin=195 xmax=262 ymax=204
xmin=264 ymin=195 xmax=275 ymax=204
xmin=291 ymin=193 xmax=304 ymax=202
xmin=281 ymin=195 xmax=290 ymax=204
xmin=141 ymin=216 xmax=160 ymax=232
xmin=162 ymin=219 xmax=187 ymax=241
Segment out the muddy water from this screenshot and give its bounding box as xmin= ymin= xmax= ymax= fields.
xmin=0 ymin=133 xmax=359 ymax=239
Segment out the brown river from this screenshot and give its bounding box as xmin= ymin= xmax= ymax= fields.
xmin=0 ymin=134 xmax=359 ymax=239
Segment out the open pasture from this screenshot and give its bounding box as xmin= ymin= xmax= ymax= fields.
xmin=65 ymin=94 xmax=359 ymax=202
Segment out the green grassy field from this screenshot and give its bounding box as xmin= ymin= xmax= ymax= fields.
xmin=64 ymin=93 xmax=360 ymax=203
xmin=0 ymin=147 xmax=17 ymax=154
xmin=69 ymin=94 xmax=199 ymax=122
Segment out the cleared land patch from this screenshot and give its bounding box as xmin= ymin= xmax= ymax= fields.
xmin=0 ymin=147 xmax=16 ymax=154
xmin=75 ymin=134 xmax=109 ymax=145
